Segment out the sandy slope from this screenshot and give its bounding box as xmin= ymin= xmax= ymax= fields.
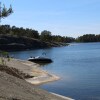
xmin=0 ymin=58 xmax=73 ymax=100
xmin=6 ymin=58 xmax=60 ymax=85
xmin=0 ymin=71 xmax=74 ymax=100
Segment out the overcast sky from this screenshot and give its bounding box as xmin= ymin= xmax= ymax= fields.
xmin=1 ymin=0 xmax=100 ymax=37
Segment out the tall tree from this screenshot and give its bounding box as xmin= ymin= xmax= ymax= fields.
xmin=40 ymin=30 xmax=52 ymax=42
xmin=0 ymin=2 xmax=13 ymax=22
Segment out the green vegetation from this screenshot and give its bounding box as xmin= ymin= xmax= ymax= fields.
xmin=76 ymin=34 xmax=100 ymax=42
xmin=0 ymin=2 xmax=13 ymax=20
xmin=0 ymin=25 xmax=39 ymax=39
xmin=40 ymin=30 xmax=52 ymax=42
xmin=0 ymin=25 xmax=75 ymax=43
xmin=1 ymin=25 xmax=100 ymax=44
xmin=0 ymin=51 xmax=9 ymax=65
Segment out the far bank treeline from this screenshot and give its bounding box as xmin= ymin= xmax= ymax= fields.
xmin=76 ymin=34 xmax=100 ymax=42
xmin=0 ymin=25 xmax=100 ymax=44
xmin=0 ymin=25 xmax=75 ymax=51
xmin=0 ymin=25 xmax=74 ymax=43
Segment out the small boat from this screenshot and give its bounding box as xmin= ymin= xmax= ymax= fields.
xmin=28 ymin=56 xmax=53 ymax=63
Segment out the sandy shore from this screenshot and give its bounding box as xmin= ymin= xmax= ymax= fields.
xmin=6 ymin=58 xmax=60 ymax=85
xmin=4 ymin=58 xmax=74 ymax=100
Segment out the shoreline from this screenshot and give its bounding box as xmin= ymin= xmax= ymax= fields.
xmin=50 ymin=92 xmax=74 ymax=100
xmin=26 ymin=72 xmax=60 ymax=85
xmin=6 ymin=58 xmax=60 ymax=85
xmin=5 ymin=58 xmax=73 ymax=100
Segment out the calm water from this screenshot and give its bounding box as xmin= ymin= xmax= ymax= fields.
xmin=9 ymin=43 xmax=100 ymax=100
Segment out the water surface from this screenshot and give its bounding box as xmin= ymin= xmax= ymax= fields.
xmin=10 ymin=43 xmax=100 ymax=100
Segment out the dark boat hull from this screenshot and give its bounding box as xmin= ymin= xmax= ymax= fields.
xmin=28 ymin=58 xmax=53 ymax=63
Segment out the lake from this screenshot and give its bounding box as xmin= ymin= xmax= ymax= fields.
xmin=9 ymin=42 xmax=100 ymax=100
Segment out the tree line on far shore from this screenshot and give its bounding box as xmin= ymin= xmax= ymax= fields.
xmin=0 ymin=25 xmax=100 ymax=43
xmin=76 ymin=34 xmax=100 ymax=42
xmin=0 ymin=25 xmax=75 ymax=43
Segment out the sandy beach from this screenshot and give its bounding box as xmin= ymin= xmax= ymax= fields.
xmin=6 ymin=58 xmax=60 ymax=85
xmin=2 ymin=58 xmax=74 ymax=100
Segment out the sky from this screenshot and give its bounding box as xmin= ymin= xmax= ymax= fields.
xmin=1 ymin=0 xmax=100 ymax=38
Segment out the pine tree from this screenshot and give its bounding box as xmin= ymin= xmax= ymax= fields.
xmin=0 ymin=2 xmax=13 ymax=21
